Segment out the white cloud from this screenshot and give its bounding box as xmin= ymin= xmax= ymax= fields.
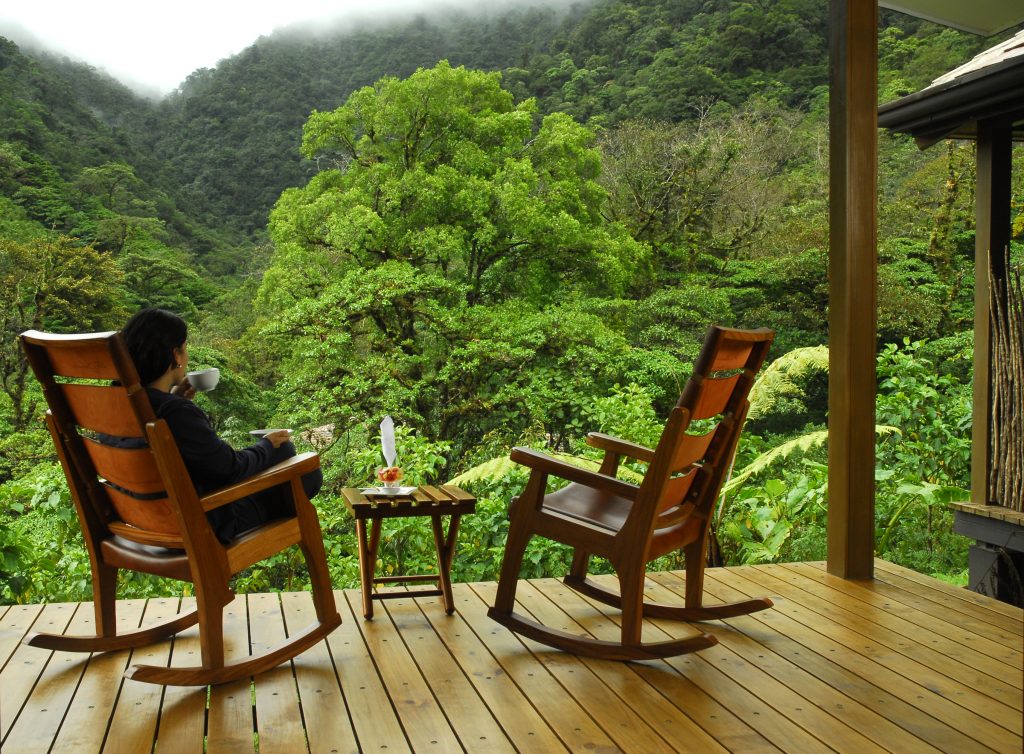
xmin=0 ymin=0 xmax=545 ymax=95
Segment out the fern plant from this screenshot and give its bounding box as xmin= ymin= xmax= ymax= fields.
xmin=746 ymin=345 xmax=829 ymax=422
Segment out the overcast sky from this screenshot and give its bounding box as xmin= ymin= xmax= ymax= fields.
xmin=0 ymin=0 xmax=526 ymax=96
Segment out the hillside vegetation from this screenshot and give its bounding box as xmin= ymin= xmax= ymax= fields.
xmin=1 ymin=0 xmax=1021 ymax=602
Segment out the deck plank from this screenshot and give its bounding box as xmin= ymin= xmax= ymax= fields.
xmin=460 ymin=582 xmax=622 ymax=752
xmin=635 ymin=572 xmax=943 ymax=754
xmin=345 ymin=589 xmax=463 ymax=752
xmin=541 ymin=575 xmax=882 ymax=754
xmin=781 ymin=562 xmax=1023 ymax=703
xmin=525 ymin=577 xmax=788 ymax=753
xmin=792 ymin=562 xmax=1023 ymax=657
xmin=710 ymin=566 xmax=1022 ymax=751
xmin=870 ymin=574 xmax=1024 ymax=638
xmin=1 ymin=602 xmax=80 ymax=743
xmin=482 ymin=578 xmax=716 ymax=753
xmin=406 ymin=589 xmax=569 ymax=752
xmin=739 ymin=564 xmax=1022 ymax=735
xmin=1 ymin=562 xmax=1019 ymax=754
xmin=786 ymin=562 xmax=1022 ymax=660
xmin=622 ymin=651 xmax=784 ymax=753
xmin=206 ymin=595 xmax=258 ymax=753
xmin=326 ymin=589 xmax=412 ymax=753
xmin=870 ymin=565 xmax=1024 ymax=636
xmin=3 ymin=600 xmax=144 ymax=753
xmin=872 ymin=559 xmax=1024 ymax=625
xmin=763 ymin=562 xmax=1023 ymax=704
xmin=693 ymin=569 xmax=1000 ymax=754
xmin=382 ymin=592 xmax=516 ymax=752
xmin=0 ymin=603 xmax=42 ymax=672
xmin=103 ymin=597 xmax=185 ymax=754
xmin=250 ymin=592 xmax=310 ymax=753
xmin=50 ymin=599 xmax=149 ymax=752
xmin=151 ymin=597 xmax=208 ymax=754
xmin=280 ymin=590 xmax=360 ymax=754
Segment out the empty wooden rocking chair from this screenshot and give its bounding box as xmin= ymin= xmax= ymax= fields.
xmin=488 ymin=325 xmax=775 ymax=660
xmin=20 ymin=330 xmax=341 ymax=685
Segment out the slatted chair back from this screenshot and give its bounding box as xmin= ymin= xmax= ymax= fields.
xmin=629 ymin=326 xmax=774 ymax=550
xmin=21 ymin=331 xmax=185 ymax=544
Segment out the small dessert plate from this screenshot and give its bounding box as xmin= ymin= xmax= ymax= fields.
xmin=360 ymin=486 xmax=417 ymax=497
xmin=250 ymin=429 xmax=292 ymax=438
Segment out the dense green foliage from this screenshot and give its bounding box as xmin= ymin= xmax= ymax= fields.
xmin=257 ymin=62 xmax=659 ymax=464
xmin=1 ymin=0 xmax=1022 ymax=605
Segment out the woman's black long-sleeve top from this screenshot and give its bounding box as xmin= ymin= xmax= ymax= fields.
xmin=144 ymin=387 xmax=275 ymax=495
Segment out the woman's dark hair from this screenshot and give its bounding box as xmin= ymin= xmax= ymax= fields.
xmin=121 ymin=308 xmax=188 ymax=385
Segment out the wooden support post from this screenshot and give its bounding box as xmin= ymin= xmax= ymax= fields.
xmin=972 ymin=121 xmax=1012 ymax=505
xmin=827 ymin=0 xmax=877 ymax=579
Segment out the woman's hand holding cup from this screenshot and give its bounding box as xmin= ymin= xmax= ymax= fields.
xmin=264 ymin=429 xmax=292 ymax=448
xmin=171 ymin=378 xmax=197 ymax=400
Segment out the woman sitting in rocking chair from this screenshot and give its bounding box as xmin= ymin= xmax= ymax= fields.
xmin=119 ymin=307 xmax=322 ymax=542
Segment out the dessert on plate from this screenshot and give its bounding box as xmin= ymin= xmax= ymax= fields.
xmin=376 ymin=466 xmax=404 ymax=487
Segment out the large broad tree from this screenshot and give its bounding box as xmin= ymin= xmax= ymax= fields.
xmin=254 ymin=62 xmax=655 ymax=475
xmin=264 ymin=60 xmax=642 ymax=309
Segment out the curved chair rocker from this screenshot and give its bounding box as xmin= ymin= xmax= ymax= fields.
xmin=20 ymin=330 xmax=341 ymax=685
xmin=488 ymin=325 xmax=775 ymax=661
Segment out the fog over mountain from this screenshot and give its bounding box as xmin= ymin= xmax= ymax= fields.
xmin=0 ymin=0 xmax=583 ymax=97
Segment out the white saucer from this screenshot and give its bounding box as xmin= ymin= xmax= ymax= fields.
xmin=250 ymin=429 xmax=291 ymax=438
xmin=360 ymin=486 xmax=416 ymax=497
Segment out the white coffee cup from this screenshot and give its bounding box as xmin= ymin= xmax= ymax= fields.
xmin=186 ymin=367 xmax=220 ymax=392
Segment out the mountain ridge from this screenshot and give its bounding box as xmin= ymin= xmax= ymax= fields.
xmin=1 ymin=1 xmax=1004 ymax=256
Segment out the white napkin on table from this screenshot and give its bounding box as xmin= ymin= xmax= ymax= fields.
xmin=380 ymin=415 xmax=396 ymax=467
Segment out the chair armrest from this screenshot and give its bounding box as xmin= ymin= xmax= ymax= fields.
xmin=510 ymin=447 xmax=638 ymax=499
xmin=586 ymin=433 xmax=655 ymax=464
xmin=201 ymin=452 xmax=321 ymax=512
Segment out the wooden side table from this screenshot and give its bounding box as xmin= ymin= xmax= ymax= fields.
xmin=341 ymin=485 xmax=476 ymax=619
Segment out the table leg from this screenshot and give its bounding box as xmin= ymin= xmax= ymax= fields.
xmin=430 ymin=514 xmax=461 ymax=614
xmin=354 ymin=518 xmax=373 ymax=619
xmin=355 ymin=518 xmax=383 ymax=619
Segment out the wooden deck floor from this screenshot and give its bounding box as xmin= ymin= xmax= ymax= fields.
xmin=1 ymin=560 xmax=1021 ymax=753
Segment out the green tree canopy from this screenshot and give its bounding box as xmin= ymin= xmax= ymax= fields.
xmin=0 ymin=236 xmax=127 ymax=431
xmin=264 ymin=60 xmax=645 ymax=309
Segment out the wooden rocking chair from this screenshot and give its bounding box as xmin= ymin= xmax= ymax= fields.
xmin=488 ymin=325 xmax=774 ymax=660
xmin=19 ymin=330 xmax=341 ymax=685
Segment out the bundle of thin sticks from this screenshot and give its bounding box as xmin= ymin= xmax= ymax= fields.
xmin=989 ymin=250 xmax=1023 ymax=512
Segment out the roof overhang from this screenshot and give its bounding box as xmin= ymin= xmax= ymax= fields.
xmin=879 ymin=1 xmax=1024 ymax=36
xmin=878 ymin=24 xmax=1024 ymax=146
xmin=877 ymin=55 xmax=1024 ymax=146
